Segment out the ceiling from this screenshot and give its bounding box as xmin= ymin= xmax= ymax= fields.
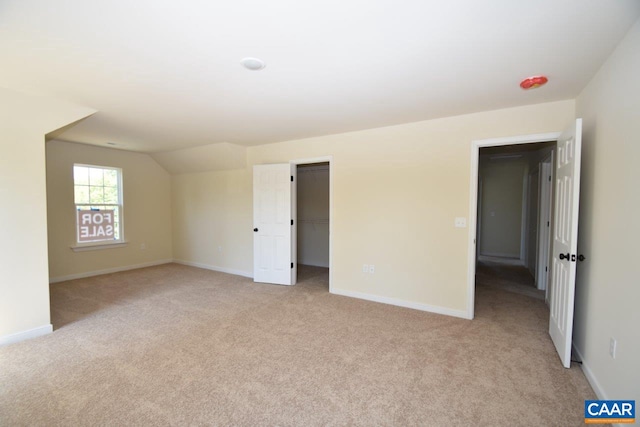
xmin=481 ymin=141 xmax=556 ymax=157
xmin=1 ymin=1 xmax=639 ymax=153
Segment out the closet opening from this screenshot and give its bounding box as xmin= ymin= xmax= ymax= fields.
xmin=295 ymin=162 xmax=330 ymax=287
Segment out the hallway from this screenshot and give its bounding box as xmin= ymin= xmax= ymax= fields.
xmin=476 ymin=259 xmax=545 ymax=301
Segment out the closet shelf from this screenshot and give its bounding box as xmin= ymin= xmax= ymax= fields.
xmin=298 ymin=219 xmax=329 ymax=224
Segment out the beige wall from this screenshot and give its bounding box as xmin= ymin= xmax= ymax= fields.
xmin=478 ymin=158 xmax=526 ymax=259
xmin=46 ymin=140 xmax=173 ymax=280
xmin=172 ymin=99 xmax=575 ymax=316
xmin=574 ymin=18 xmax=640 ymax=400
xmin=0 ymin=128 xmax=52 ymax=342
xmin=0 ymin=89 xmax=94 ymax=343
xmin=172 ymin=168 xmax=253 ymax=276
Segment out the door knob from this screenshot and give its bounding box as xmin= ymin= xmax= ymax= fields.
xmin=578 ymin=254 xmax=586 ymax=262
xmin=253 ymin=228 xmax=258 ymax=232
xmin=559 ymin=253 xmax=570 ymax=260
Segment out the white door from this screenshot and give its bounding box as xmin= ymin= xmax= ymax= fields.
xmin=549 ymin=118 xmax=582 ymax=368
xmin=253 ymin=164 xmax=294 ymax=285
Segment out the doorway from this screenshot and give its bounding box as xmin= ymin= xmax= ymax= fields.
xmin=467 ymin=120 xmax=583 ymax=368
xmin=252 ymin=157 xmax=333 ymax=290
xmin=475 ymin=141 xmax=555 ymax=300
xmin=295 ymin=162 xmax=330 ymax=287
xmin=466 ymin=132 xmax=561 ymax=318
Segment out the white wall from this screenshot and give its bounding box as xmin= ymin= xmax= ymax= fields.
xmin=574 ymin=18 xmax=640 ymax=401
xmin=0 ymin=89 xmax=94 ymax=345
xmin=46 ymin=140 xmax=173 ymax=281
xmin=297 ymin=164 xmax=330 ymax=267
xmin=172 ymin=100 xmax=575 ymax=317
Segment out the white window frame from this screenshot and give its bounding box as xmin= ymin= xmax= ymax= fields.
xmin=71 ymin=164 xmax=126 ymax=251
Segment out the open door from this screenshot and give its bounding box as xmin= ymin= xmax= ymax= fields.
xmin=549 ymin=118 xmax=582 ymax=368
xmin=253 ymin=164 xmax=295 ymax=285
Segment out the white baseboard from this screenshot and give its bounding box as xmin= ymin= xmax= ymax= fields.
xmin=173 ymin=259 xmax=253 ymax=279
xmin=331 ymin=288 xmax=469 ymax=320
xmin=49 ymin=259 xmax=173 ymax=284
xmin=572 ymin=343 xmax=608 ymax=400
xmin=0 ymin=324 xmax=53 ymax=347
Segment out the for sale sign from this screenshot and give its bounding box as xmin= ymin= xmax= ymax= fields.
xmin=77 ymin=210 xmax=115 ymax=242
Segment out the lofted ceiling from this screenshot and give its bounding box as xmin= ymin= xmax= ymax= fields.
xmin=1 ymin=0 xmax=639 ymax=153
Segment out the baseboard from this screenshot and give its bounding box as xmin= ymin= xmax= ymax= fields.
xmin=572 ymin=343 xmax=608 ymax=399
xmin=49 ymin=259 xmax=174 ymax=283
xmin=331 ymin=288 xmax=469 ymax=320
xmin=478 ymin=255 xmax=524 ymax=266
xmin=173 ymin=259 xmax=253 ymax=279
xmin=0 ymin=324 xmax=53 ymax=347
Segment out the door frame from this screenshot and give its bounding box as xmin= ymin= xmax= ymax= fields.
xmin=289 ymin=156 xmax=333 ymax=292
xmin=536 ymin=152 xmax=554 ymax=295
xmin=466 ymin=132 xmax=560 ymax=319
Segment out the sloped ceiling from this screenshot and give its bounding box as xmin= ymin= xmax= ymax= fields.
xmin=1 ymin=0 xmax=639 ymax=153
xmin=151 ymin=142 xmax=246 ymax=175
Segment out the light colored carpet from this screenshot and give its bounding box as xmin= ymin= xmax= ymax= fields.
xmin=0 ymin=263 xmax=595 ymax=426
xmin=476 ymin=260 xmax=546 ymax=301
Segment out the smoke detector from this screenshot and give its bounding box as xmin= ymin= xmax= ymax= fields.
xmin=241 ymin=57 xmax=266 ymax=71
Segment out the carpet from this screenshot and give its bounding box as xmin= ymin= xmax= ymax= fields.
xmin=0 ymin=263 xmax=595 ymax=426
xmin=476 ymin=260 xmax=546 ymax=301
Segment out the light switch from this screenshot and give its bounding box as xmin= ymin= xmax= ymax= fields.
xmin=455 ymin=217 xmax=467 ymax=228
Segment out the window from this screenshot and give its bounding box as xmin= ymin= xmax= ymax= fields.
xmin=73 ymin=164 xmax=123 ymax=244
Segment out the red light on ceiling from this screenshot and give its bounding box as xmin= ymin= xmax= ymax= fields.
xmin=520 ymin=75 xmax=548 ymax=90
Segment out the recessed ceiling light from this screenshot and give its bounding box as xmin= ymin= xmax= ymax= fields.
xmin=241 ymin=57 xmax=266 ymax=71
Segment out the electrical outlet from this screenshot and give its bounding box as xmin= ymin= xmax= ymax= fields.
xmin=609 ymin=337 xmax=617 ymax=359
xmin=454 ymin=217 xmax=467 ymax=228
xmin=369 ymin=265 xmax=375 ymax=274
xmin=362 ymin=264 xmax=369 ymax=273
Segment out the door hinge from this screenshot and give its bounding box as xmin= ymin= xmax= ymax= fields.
xmin=291 ymin=262 xmax=294 ymax=269
xmin=548 ymin=175 xmax=551 ymax=182
xmin=545 ymin=266 xmax=548 ymax=272
xmin=291 ymin=219 xmax=294 ymax=225
xmin=547 ymin=221 xmax=550 ymax=227
xmin=291 ymin=176 xmax=294 ymax=182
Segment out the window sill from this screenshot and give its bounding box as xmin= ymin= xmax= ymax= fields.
xmin=70 ymin=241 xmax=129 ymax=252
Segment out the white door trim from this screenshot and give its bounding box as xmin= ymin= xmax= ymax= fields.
xmin=290 ymin=156 xmax=333 ymax=293
xmin=537 ymin=152 xmax=554 ymax=293
xmin=467 ymin=132 xmax=561 ymax=319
